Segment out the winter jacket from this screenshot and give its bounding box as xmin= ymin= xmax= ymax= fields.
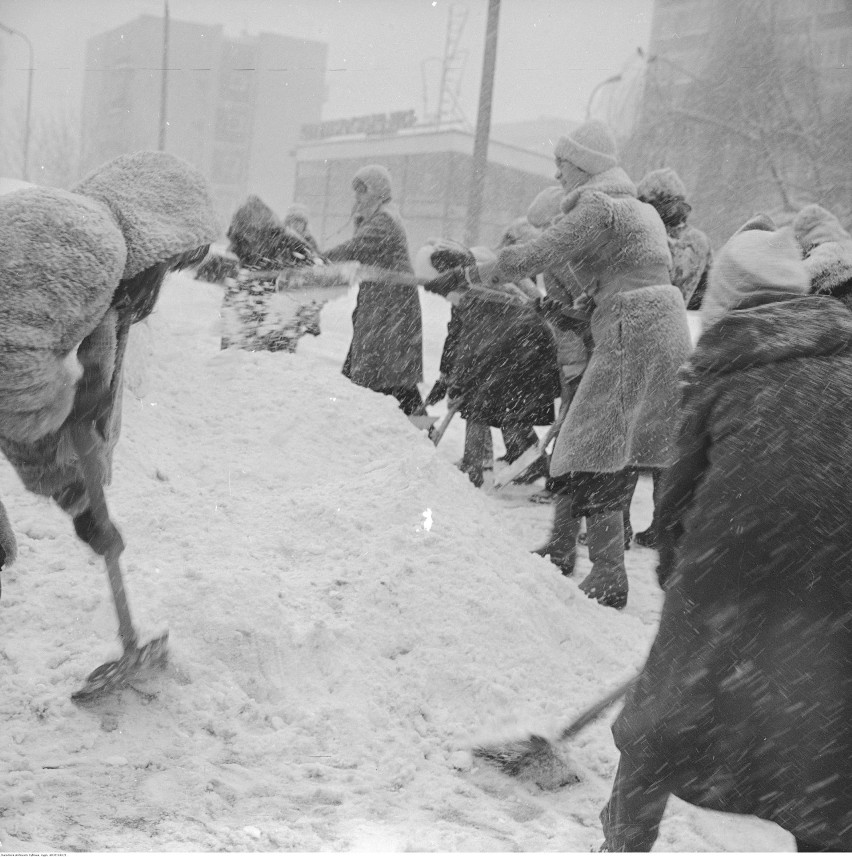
xmin=0 ymin=151 xmax=219 ymax=517
xmin=438 ymin=288 xmax=558 ymax=428
xmin=326 ymin=204 xmax=423 ymax=391
xmin=497 ymin=166 xmax=692 ymax=475
xmin=617 ymin=292 xmax=852 ymax=850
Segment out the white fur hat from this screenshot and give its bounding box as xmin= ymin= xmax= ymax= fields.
xmin=701 ymin=226 xmax=810 ymax=330
xmin=553 ymin=120 xmax=618 ymax=175
xmin=636 ymin=167 xmax=688 ymax=202
xmin=352 ymin=164 xmax=393 ymax=202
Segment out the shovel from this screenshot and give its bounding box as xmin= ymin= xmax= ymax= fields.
xmin=472 ymin=676 xmax=637 ymax=789
xmin=429 ymin=399 xmax=462 ymax=447
xmin=493 ymin=399 xmax=569 ymax=490
xmin=69 ymin=423 xmax=169 ymax=702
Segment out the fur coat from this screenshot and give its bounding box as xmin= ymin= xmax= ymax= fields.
xmin=497 ymin=167 xmax=692 ymax=474
xmin=0 ymin=151 xmax=219 ymax=517
xmin=618 ymin=293 xmax=852 ymax=850
xmin=326 ymin=204 xmax=423 ymax=391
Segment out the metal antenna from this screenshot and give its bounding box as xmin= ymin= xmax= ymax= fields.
xmin=436 ymin=3 xmax=469 ymax=128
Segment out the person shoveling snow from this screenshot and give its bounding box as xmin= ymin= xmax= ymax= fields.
xmin=0 ymin=150 xmax=219 ymax=700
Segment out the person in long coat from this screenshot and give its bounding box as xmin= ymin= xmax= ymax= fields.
xmin=325 ymin=165 xmax=424 ymax=415
xmin=481 ymin=120 xmax=692 ymax=609
xmin=600 ymin=224 xmax=852 ymax=851
xmin=626 ymin=167 xmax=714 ymax=548
xmin=0 ymin=151 xmax=219 ymax=620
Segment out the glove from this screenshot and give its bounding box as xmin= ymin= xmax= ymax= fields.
xmin=423 ymin=267 xmax=471 ymax=298
xmin=430 ymin=244 xmax=476 ymax=273
xmin=424 ymin=376 xmax=449 ymax=407
xmin=73 ymin=508 xmax=125 ymax=557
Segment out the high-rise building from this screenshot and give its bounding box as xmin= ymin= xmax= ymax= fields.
xmin=81 ymin=15 xmax=328 ymax=229
xmin=626 ymin=0 xmax=852 ymax=241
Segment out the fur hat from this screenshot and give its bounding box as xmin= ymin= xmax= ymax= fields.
xmin=553 ymin=120 xmax=618 ymax=176
xmin=636 ymin=167 xmax=687 ymax=203
xmin=792 ymin=204 xmax=851 ymax=255
xmin=352 ymin=164 xmax=393 ymax=202
xmin=790 ymin=205 xmax=852 ymax=296
xmin=527 ymin=186 xmax=565 ymax=228
xmin=701 ymin=226 xmax=810 ymax=330
xmin=74 ymin=151 xmax=220 ymax=280
xmin=284 ymin=203 xmax=310 ymax=224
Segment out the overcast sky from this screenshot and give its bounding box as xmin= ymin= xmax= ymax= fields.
xmin=0 ymin=0 xmax=654 ymax=128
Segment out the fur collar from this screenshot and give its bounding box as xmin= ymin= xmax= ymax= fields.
xmin=561 ymin=166 xmax=637 ymax=214
xmin=686 ymin=293 xmax=852 ymax=379
xmin=806 ymin=240 xmax=852 ymax=296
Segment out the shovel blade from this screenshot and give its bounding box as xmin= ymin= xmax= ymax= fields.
xmin=71 ymin=632 xmax=169 ymax=703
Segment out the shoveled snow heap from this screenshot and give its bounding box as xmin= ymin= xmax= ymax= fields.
xmin=0 ymin=273 xmax=788 ymax=851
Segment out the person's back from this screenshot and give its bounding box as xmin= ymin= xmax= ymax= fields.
xmin=602 ymin=224 xmax=852 ymax=852
xmin=637 ymin=167 xmax=712 ymax=308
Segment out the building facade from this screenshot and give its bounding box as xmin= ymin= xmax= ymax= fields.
xmin=81 ymin=15 xmax=328 ymax=229
xmin=293 ymin=125 xmax=558 ymax=254
xmin=625 ymin=0 xmax=852 ymax=242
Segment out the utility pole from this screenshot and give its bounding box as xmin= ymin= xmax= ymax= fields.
xmin=158 ymin=0 xmax=170 ymax=151
xmin=464 ymin=0 xmax=500 ymax=247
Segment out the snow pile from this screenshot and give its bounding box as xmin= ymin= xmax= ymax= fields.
xmin=0 ymin=274 xmax=788 ymax=851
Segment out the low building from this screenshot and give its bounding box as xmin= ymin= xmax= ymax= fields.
xmin=292 ymin=122 xmax=558 ymax=254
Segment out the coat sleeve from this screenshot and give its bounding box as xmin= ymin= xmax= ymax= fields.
xmin=439 ymin=305 xmax=464 ymax=378
xmin=656 ymin=381 xmax=716 ymax=587
xmin=496 ymin=194 xmax=610 ymax=283
xmin=325 ymin=214 xmax=393 ymax=265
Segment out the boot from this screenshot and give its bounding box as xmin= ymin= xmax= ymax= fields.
xmin=459 ymin=421 xmax=493 ymax=488
xmin=579 ymin=511 xmax=628 ymax=609
xmin=531 ymin=494 xmax=579 ymax=576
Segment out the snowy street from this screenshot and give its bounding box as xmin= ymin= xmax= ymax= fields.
xmin=0 ymin=276 xmax=791 ymax=852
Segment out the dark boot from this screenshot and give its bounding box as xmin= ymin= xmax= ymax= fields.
xmin=532 ymin=494 xmax=579 ymax=576
xmin=579 ymin=511 xmax=628 ymax=609
xmin=459 ymin=421 xmax=493 ymax=488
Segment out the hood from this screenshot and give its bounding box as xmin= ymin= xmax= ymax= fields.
xmin=0 ymin=186 xmax=127 ymax=441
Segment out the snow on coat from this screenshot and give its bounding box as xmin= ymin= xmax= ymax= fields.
xmin=326 ymin=203 xmax=423 ymax=391
xmin=497 ymin=166 xmax=692 ymax=474
xmin=0 ymin=152 xmax=219 ymax=515
xmin=618 ymin=293 xmax=852 ymax=850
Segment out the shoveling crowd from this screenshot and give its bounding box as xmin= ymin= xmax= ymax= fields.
xmin=0 ymin=116 xmax=850 ymax=850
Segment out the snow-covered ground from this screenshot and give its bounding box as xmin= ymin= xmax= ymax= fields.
xmin=0 ymin=273 xmax=792 ymax=852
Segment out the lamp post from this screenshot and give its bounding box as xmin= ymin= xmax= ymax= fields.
xmin=585 ymin=73 xmax=622 ymax=121
xmin=0 ymin=21 xmax=34 ymax=181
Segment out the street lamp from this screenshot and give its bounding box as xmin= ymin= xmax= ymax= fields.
xmin=0 ymin=21 xmax=34 ymax=182
xmin=586 ymin=73 xmax=623 ymax=121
